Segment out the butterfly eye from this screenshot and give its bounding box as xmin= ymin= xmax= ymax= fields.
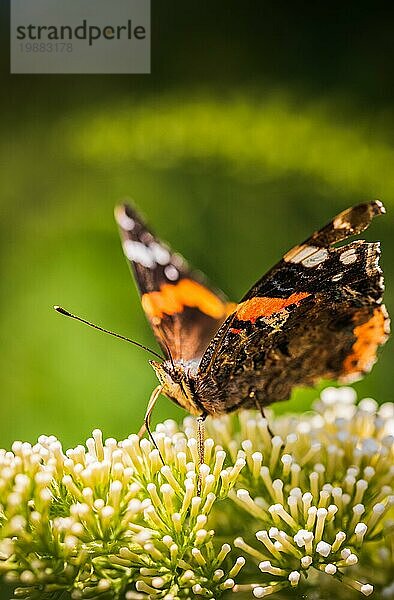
xmin=171 ymin=370 xmax=183 ymax=384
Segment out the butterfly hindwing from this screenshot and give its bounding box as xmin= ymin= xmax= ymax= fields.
xmin=196 ymin=201 xmax=389 ymax=415
xmin=115 ymin=204 xmax=234 ymax=361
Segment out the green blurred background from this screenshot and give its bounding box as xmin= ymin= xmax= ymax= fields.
xmin=1 ymin=2 xmax=393 ymax=450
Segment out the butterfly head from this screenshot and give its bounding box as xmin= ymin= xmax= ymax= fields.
xmin=149 ymin=360 xmax=201 ymax=415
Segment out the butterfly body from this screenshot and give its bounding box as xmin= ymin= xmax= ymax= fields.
xmin=115 ymin=201 xmax=390 ymax=421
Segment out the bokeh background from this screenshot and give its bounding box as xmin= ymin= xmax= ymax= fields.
xmin=1 ymin=2 xmax=394 ymax=450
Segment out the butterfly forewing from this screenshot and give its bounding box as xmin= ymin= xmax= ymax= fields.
xmin=115 ymin=203 xmax=234 ymax=362
xmin=196 ymin=201 xmax=390 ymax=415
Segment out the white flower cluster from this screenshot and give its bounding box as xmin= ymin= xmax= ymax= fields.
xmin=0 ymin=422 xmax=244 ymax=599
xmin=206 ymin=387 xmax=393 ymax=598
xmin=0 ymin=387 xmax=392 ymax=600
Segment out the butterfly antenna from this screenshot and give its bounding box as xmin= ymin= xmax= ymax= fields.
xmin=53 ymin=306 xmax=165 ymax=361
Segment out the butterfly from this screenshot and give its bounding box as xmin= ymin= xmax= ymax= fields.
xmin=112 ymin=200 xmax=389 ymax=435
xmin=56 ymin=201 xmax=389 ymax=453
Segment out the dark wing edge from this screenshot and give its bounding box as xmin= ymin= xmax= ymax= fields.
xmin=115 ymin=202 xmax=235 ymax=361
xmin=293 ymin=199 xmax=385 ymax=249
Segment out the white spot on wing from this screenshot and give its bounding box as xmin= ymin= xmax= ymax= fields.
xmin=333 ymin=216 xmax=351 ymax=230
xmin=286 ymin=245 xmax=329 ymax=267
xmin=123 ymin=240 xmax=155 ymax=268
xmin=340 ymin=248 xmax=358 ymax=265
xmin=115 ymin=208 xmax=135 ymax=231
xmin=302 ymin=248 xmax=329 ymax=268
xmin=164 ymin=264 xmax=179 ymax=281
xmin=331 ymin=273 xmax=343 ymax=282
xmin=149 ymin=242 xmax=171 ymax=265
xmin=289 ymin=245 xmax=320 ymax=264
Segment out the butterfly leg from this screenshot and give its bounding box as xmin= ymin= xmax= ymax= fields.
xmin=197 ymin=412 xmax=207 ymax=465
xmin=197 ymin=412 xmax=207 ymax=496
xmin=256 ymin=402 xmax=275 ymax=438
xmin=138 ymin=385 xmax=165 ymax=464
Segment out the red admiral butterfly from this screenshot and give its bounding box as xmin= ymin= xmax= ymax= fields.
xmin=56 ymin=201 xmax=389 ymax=452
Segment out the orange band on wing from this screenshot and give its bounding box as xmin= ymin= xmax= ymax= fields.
xmin=236 ymin=292 xmax=310 ymax=324
xmin=142 ymin=279 xmax=233 ymax=320
xmin=343 ymin=307 xmax=389 ymax=375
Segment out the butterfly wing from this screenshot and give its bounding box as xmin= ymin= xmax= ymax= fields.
xmin=115 ymin=203 xmax=234 ymax=361
xmin=196 ymin=201 xmax=390 ymax=415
